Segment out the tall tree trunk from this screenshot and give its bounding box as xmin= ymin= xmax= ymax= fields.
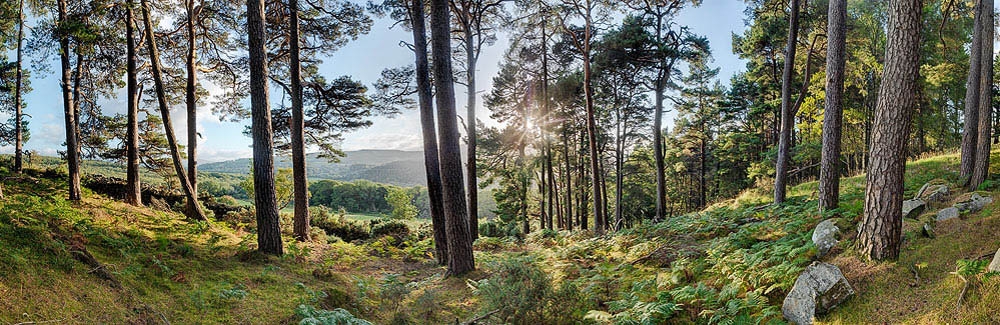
xmin=14 ymin=0 xmax=24 ymax=173
xmin=125 ymin=0 xmax=142 ymax=206
xmin=971 ymin=0 xmax=995 ymax=191
xmin=245 ymin=0 xmax=283 ymax=254
xmin=774 ymin=0 xmax=800 ymax=205
xmin=962 ymin=0 xmax=985 ymax=181
xmin=581 ymin=0 xmax=604 ymax=234
xmin=464 ymin=28 xmax=479 ymax=242
xmin=185 ymin=0 xmax=201 ymax=217
xmin=289 ymin=0 xmax=310 ymax=241
xmin=653 ymin=12 xmax=667 ymax=222
xmin=409 ymin=0 xmax=448 ymax=266
xmin=431 ymin=0 xmax=475 ymax=275
xmin=857 ymin=0 xmax=922 ymax=261
xmin=563 ymin=128 xmax=573 ymax=230
xmin=140 ymin=0 xmax=207 ymax=221
xmin=820 ymin=0 xmax=847 ymax=212
xmin=58 ymin=0 xmax=81 ymax=201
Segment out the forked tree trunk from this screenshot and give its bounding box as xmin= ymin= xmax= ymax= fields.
xmin=818 ymin=0 xmax=847 ymax=212
xmin=774 ymin=0 xmax=800 ymax=205
xmin=431 ymin=0 xmax=475 ymax=275
xmin=125 ymin=0 xmax=142 ymax=206
xmin=857 ymin=0 xmax=922 ymax=261
xmin=962 ymin=0 xmax=985 ymax=182
xmin=970 ymin=0 xmax=994 ymax=191
xmin=58 ymin=0 xmax=82 ymax=201
xmin=581 ymin=0 xmax=604 ymax=234
xmin=140 ymin=0 xmax=207 ymax=221
xmin=246 ymin=0 xmax=283 ymax=255
xmin=409 ymin=0 xmax=449 ymax=266
xmin=289 ymin=0 xmax=311 ymax=241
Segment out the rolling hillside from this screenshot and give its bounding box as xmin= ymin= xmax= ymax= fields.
xmin=199 ymin=150 xmax=428 ymax=186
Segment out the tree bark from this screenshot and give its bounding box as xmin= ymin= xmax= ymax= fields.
xmin=465 ymin=27 xmax=480 ymax=242
xmin=971 ymin=0 xmax=994 ymax=191
xmin=125 ymin=0 xmax=142 ymax=206
xmin=185 ymin=0 xmax=201 ymax=217
xmin=289 ymin=0 xmax=310 ymax=241
xmin=819 ymin=0 xmax=847 ymax=212
xmin=962 ymin=0 xmax=985 ymax=181
xmin=58 ymin=0 xmax=82 ymax=201
xmin=774 ymin=0 xmax=800 ymax=205
xmin=14 ymin=0 xmax=24 ymax=173
xmin=409 ymin=0 xmax=449 ymax=266
xmin=245 ymin=0 xmax=283 ymax=255
xmin=431 ymin=0 xmax=475 ymax=275
xmin=581 ymin=0 xmax=604 ymax=233
xmin=857 ymin=0 xmax=922 ymax=261
xmin=141 ymin=0 xmax=207 ymax=221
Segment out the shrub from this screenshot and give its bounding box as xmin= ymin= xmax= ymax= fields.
xmin=312 ymin=207 xmax=370 ymax=242
xmin=472 ymin=256 xmax=579 ymax=324
xmin=370 ymin=219 xmax=410 ymax=245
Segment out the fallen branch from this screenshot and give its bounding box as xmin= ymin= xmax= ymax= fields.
xmin=13 ymin=319 xmax=66 ymax=325
xmin=908 ymin=264 xmax=921 ymax=287
xmin=459 ymin=309 xmax=500 ymax=325
xmin=956 ymin=273 xmax=968 ymax=309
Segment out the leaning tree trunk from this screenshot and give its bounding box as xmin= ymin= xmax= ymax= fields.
xmin=431 ymin=0 xmax=475 ymax=275
xmin=819 ymin=0 xmax=847 ymax=212
xmin=289 ymin=0 xmax=311 ymax=241
xmin=185 ymin=0 xmax=201 ymax=217
xmin=141 ymin=0 xmax=207 ymax=221
xmin=962 ymin=0 xmax=986 ymax=182
xmin=58 ymin=0 xmax=82 ymax=201
xmin=246 ymin=0 xmax=283 ymax=255
xmin=774 ymin=0 xmax=800 ymax=205
xmin=125 ymin=0 xmax=142 ymax=206
xmin=971 ymin=0 xmax=995 ymax=191
xmin=14 ymin=0 xmax=24 ymax=173
xmin=409 ymin=0 xmax=448 ymax=266
xmin=857 ymin=0 xmax=922 ymax=261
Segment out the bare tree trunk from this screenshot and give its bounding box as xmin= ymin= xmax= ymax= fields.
xmin=563 ymin=128 xmax=573 ymax=230
xmin=971 ymin=0 xmax=995 ymax=191
xmin=14 ymin=0 xmax=24 ymax=173
xmin=289 ymin=0 xmax=310 ymax=241
xmin=819 ymin=0 xmax=847 ymax=212
xmin=857 ymin=0 xmax=921 ymax=261
xmin=774 ymin=0 xmax=800 ymax=205
xmin=185 ymin=0 xmax=201 ymax=217
xmin=409 ymin=0 xmax=448 ymax=265
xmin=431 ymin=0 xmax=475 ymax=275
xmin=245 ymin=0 xmax=283 ymax=255
xmin=464 ymin=28 xmax=479 ymax=242
xmin=962 ymin=0 xmax=985 ymax=181
xmin=581 ymin=0 xmax=604 ymax=234
xmin=141 ymin=0 xmax=207 ymax=221
xmin=58 ymin=0 xmax=82 ymax=201
xmin=125 ymin=0 xmax=142 ymax=206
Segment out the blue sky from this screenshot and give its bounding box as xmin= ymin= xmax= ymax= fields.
xmin=4 ymin=1 xmax=747 ymax=162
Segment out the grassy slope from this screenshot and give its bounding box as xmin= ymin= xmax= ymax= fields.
xmin=0 ymin=173 xmax=469 ymax=324
xmin=2 ymin=150 xmax=999 ymax=324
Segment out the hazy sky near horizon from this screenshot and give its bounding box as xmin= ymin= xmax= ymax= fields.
xmin=4 ymin=1 xmax=748 ymax=163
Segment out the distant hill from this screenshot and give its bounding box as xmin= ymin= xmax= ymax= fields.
xmin=200 ymin=150 xmax=428 ymax=187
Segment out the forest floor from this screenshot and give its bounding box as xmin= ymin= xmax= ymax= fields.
xmin=1 ymin=150 xmax=999 ymax=324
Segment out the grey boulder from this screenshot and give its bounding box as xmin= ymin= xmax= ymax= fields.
xmin=902 ymin=199 xmax=926 ymax=219
xmin=782 ymin=262 xmax=855 ymax=325
xmin=915 ymin=183 xmax=949 ymax=202
xmin=989 ymin=248 xmax=1000 ymax=273
xmin=954 ymin=193 xmax=993 ymax=213
xmin=936 ymin=207 xmax=960 ymax=222
xmin=812 ymin=219 xmax=840 ymax=258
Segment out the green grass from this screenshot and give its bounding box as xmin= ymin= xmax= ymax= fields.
xmin=3 ymin=149 xmax=1000 ymax=324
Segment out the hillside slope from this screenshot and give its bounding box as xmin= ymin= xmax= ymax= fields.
xmin=199 ymin=150 xmax=428 ymax=186
xmin=2 ymin=151 xmax=999 ymax=324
